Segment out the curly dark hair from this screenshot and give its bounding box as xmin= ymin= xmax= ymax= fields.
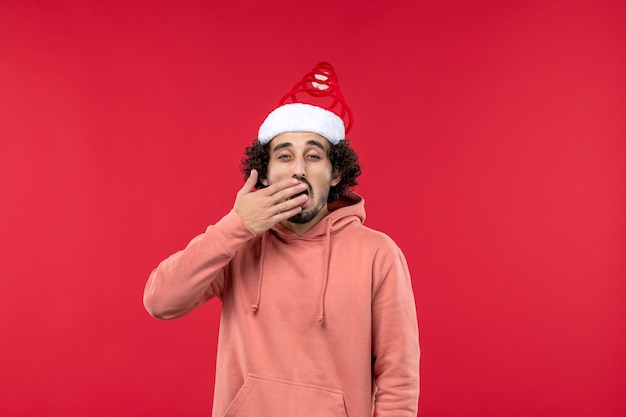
xmin=241 ymin=138 xmax=361 ymax=203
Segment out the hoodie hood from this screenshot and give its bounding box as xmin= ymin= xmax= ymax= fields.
xmin=251 ymin=192 xmax=365 ymax=322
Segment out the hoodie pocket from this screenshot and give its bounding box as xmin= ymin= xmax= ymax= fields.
xmin=224 ymin=374 xmax=348 ymax=417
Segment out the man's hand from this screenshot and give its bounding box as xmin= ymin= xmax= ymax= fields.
xmin=234 ymin=169 xmax=308 ymax=235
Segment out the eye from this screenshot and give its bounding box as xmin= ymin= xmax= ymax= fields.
xmin=307 ymin=154 xmax=321 ymax=160
xmin=277 ymin=154 xmax=292 ymax=161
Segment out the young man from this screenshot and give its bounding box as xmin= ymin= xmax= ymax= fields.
xmin=144 ymin=63 xmax=420 ymax=416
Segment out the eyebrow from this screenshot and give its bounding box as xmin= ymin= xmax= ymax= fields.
xmin=272 ymin=140 xmax=327 ymax=153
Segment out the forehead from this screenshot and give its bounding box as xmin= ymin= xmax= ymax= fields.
xmin=269 ymin=132 xmax=330 ymax=152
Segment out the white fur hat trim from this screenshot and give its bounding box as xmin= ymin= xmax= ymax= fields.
xmin=258 ymin=103 xmax=345 ymax=145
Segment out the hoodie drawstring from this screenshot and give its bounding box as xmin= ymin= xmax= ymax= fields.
xmin=317 ymin=220 xmax=332 ymax=324
xmin=251 ymin=232 xmax=267 ymax=313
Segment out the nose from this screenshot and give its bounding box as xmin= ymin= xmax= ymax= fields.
xmin=292 ymin=156 xmax=306 ymax=178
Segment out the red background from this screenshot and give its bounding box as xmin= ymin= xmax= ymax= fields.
xmin=1 ymin=1 xmax=625 ymax=416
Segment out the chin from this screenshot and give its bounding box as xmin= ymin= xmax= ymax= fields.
xmin=287 ymin=208 xmax=320 ymax=224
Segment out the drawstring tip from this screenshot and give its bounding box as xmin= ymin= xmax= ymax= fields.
xmin=251 ymin=304 xmax=258 ymax=312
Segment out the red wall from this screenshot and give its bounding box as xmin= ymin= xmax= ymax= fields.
xmin=1 ymin=1 xmax=625 ymax=416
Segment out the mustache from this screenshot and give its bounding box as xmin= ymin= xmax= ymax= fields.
xmin=293 ymin=176 xmax=312 ymax=191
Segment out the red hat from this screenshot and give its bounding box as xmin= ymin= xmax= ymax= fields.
xmin=258 ymin=62 xmax=353 ymax=145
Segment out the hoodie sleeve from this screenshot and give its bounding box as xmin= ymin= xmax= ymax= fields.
xmin=143 ymin=210 xmax=256 ymax=320
xmin=372 ymin=247 xmax=420 ymax=416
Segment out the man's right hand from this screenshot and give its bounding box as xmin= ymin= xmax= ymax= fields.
xmin=233 ymin=169 xmax=308 ymax=235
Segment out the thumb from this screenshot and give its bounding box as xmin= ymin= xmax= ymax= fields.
xmin=240 ymin=169 xmax=258 ymax=194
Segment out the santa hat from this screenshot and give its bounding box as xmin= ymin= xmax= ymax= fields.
xmin=258 ymin=62 xmax=353 ymax=145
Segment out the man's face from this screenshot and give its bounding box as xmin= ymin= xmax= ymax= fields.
xmin=261 ymin=132 xmax=341 ymax=225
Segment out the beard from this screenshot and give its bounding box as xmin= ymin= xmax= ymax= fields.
xmin=287 ymin=183 xmax=330 ymax=224
xmin=288 ymin=205 xmax=323 ymax=224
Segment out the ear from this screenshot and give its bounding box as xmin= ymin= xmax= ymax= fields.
xmin=330 ymin=170 xmax=341 ymax=187
xmin=260 ymin=177 xmax=269 ymax=187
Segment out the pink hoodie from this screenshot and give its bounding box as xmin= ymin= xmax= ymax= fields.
xmin=144 ymin=193 xmax=420 ymax=416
